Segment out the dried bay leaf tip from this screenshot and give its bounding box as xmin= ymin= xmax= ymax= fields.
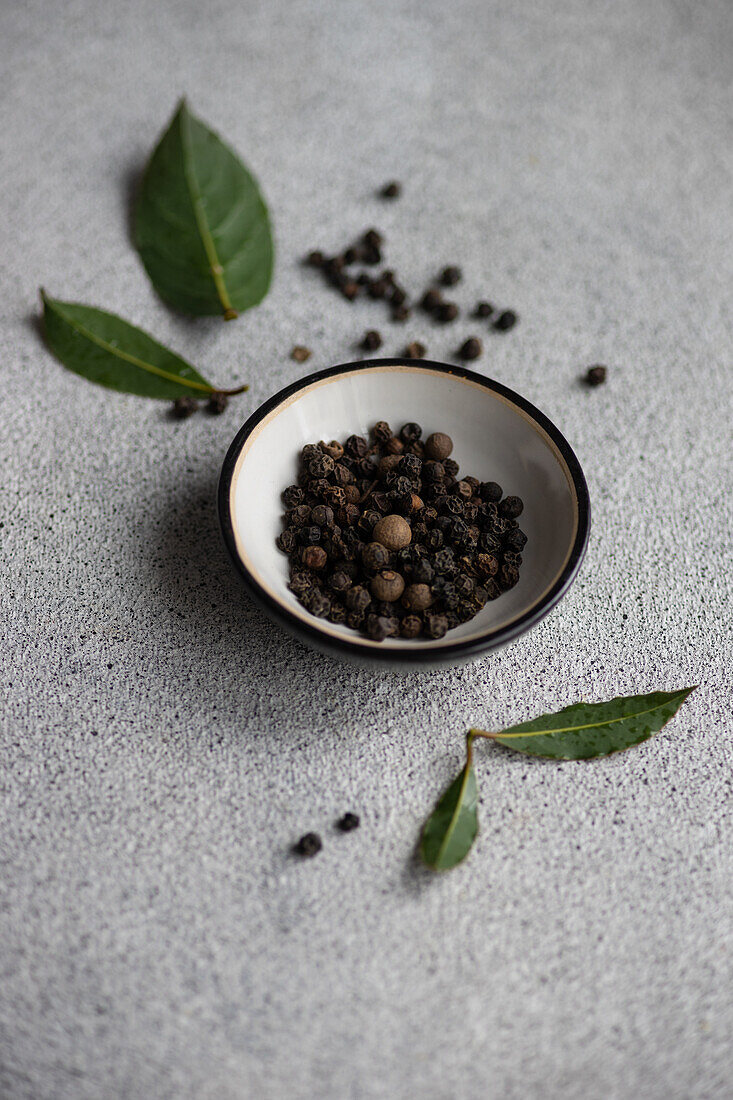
xmin=424 ymin=432 xmax=453 ymax=461
xmin=291 ymin=345 xmax=311 ymax=363
xmin=370 ymin=570 xmax=405 ymax=602
xmin=372 ymin=514 xmax=411 ymax=551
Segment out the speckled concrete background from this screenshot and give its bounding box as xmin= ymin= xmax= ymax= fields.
xmin=1 ymin=1 xmax=731 ymax=1097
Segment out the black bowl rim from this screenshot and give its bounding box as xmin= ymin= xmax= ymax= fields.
xmin=218 ymin=358 xmax=591 ymax=665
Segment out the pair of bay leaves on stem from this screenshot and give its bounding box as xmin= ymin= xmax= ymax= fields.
xmin=42 ymin=99 xmax=273 ymax=401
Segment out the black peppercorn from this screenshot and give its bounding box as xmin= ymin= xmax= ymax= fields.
xmin=346 ymin=434 xmax=369 ymax=458
xmin=305 ymin=250 xmax=325 ymax=268
xmin=172 ymin=396 xmax=197 ymax=419
xmin=276 ymin=528 xmax=298 ymax=553
xmin=362 ymin=330 xmax=383 ymax=351
xmin=499 ymin=495 xmax=524 ymax=519
xmin=493 ymin=310 xmax=518 ymax=331
xmin=420 ymin=288 xmax=443 ymax=313
xmin=584 ymin=364 xmax=608 ymax=386
xmin=459 ymin=337 xmax=482 ymax=361
xmin=362 ymin=244 xmax=382 ymax=265
xmin=435 ymin=302 xmax=459 ymax=323
xmin=299 ymin=525 xmax=322 ymax=546
xmin=400 ymin=422 xmax=422 ymax=443
xmin=301 ymin=588 xmax=330 ymax=616
xmin=404 ymin=341 xmax=427 ymax=359
xmin=479 ymin=481 xmax=502 ymax=503
xmin=392 ymin=305 xmax=411 ymax=322
xmin=380 ymin=181 xmax=401 ymax=199
xmin=368 ymin=279 xmax=388 ymax=299
xmin=400 ymin=615 xmax=422 ymax=638
xmin=311 ymin=504 xmax=334 ymax=527
xmin=207 ymin=392 xmax=228 ymax=415
xmin=504 ymin=528 xmax=528 ymax=552
xmin=282 ymin=485 xmax=304 ymax=508
xmin=338 ymin=812 xmax=360 ymax=831
xmin=424 ymin=613 xmax=448 ymax=639
xmin=412 ymin=558 xmax=435 ymax=585
xmin=362 ymin=541 xmax=391 ymax=572
xmin=440 ymin=265 xmax=462 ymax=287
xmin=295 ymin=832 xmax=322 ymax=857
xmin=474 ymin=301 xmax=493 ymax=318
xmin=346 ymin=585 xmax=372 ymax=613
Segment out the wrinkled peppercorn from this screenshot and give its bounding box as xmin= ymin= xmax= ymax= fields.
xmin=338 ymin=812 xmax=360 ymax=831
xmin=278 ymin=420 xmax=526 ymax=641
xmin=404 ymin=341 xmax=427 ymax=359
xmin=420 ymin=288 xmax=443 ymax=312
xmin=474 ymin=301 xmax=493 ymax=318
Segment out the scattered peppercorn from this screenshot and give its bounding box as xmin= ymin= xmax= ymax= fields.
xmin=277 ymin=420 xmax=527 ymax=642
xmin=337 ymin=812 xmax=360 ymax=831
xmin=207 ymin=392 xmax=228 ymax=415
xmin=435 ymin=302 xmax=459 ymax=323
xmin=172 ymin=396 xmax=197 ymax=419
xmin=305 ymin=250 xmax=324 ymax=267
xmin=404 ymin=341 xmax=427 ymax=359
xmin=493 ymin=310 xmax=518 ymax=331
xmin=459 ymin=337 xmax=482 ymax=361
xmin=358 ymin=330 xmax=380 ymax=354
xmin=420 ymin=288 xmax=443 ymax=313
xmin=584 ymin=364 xmax=608 ymax=386
xmin=474 ymin=301 xmax=493 ymax=318
xmin=392 ymin=305 xmax=411 ymax=323
xmin=380 ymin=181 xmax=401 ymax=199
xmin=440 ymin=265 xmax=462 ymax=287
xmin=295 ymin=832 xmax=322 ymax=857
xmin=291 ymin=345 xmax=312 ymax=363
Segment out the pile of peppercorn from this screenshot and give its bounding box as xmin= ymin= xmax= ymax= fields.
xmin=276 ymin=422 xmax=527 ymax=643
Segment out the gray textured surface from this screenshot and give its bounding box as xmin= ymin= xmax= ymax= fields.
xmin=1 ymin=0 xmax=732 ymax=1097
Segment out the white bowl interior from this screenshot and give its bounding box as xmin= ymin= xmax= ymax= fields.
xmin=228 ymin=364 xmax=580 ymax=650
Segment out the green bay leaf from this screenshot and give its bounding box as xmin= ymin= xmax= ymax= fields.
xmin=476 ymin=688 xmax=696 ymax=760
xmin=41 ymin=290 xmax=218 ymax=399
xmin=134 ymin=99 xmax=274 ymax=319
xmin=420 ymin=757 xmax=479 ymax=871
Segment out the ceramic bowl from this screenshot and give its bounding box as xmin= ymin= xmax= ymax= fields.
xmin=218 ymin=359 xmax=590 ymax=668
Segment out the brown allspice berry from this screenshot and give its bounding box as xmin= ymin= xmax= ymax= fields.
xmin=370 ymin=570 xmax=405 ymax=602
xmin=424 ymin=432 xmax=454 ymax=461
xmin=402 ymin=583 xmax=433 ymax=612
xmin=373 ymin=513 xmax=412 ymax=551
xmin=378 ymin=454 xmax=402 ymax=480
